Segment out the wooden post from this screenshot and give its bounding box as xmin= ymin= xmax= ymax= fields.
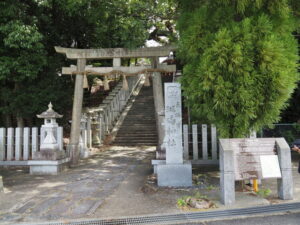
xmin=152 ymin=57 xmax=165 ymax=150
xmin=69 ymin=58 xmax=86 ymax=165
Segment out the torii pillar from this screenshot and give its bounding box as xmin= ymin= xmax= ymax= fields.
xmin=152 ymin=58 xmax=165 ymax=155
xmin=69 ymin=58 xmax=86 ymax=164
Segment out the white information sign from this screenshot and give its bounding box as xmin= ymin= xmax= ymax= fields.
xmin=260 ymin=155 xmax=282 ymax=179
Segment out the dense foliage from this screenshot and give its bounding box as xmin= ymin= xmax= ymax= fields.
xmin=0 ymin=0 xmax=177 ymax=127
xmin=177 ymin=0 xmax=300 ymax=137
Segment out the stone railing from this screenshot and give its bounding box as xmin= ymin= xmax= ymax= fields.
xmin=0 ymin=127 xmax=64 ymax=166
xmin=80 ymin=75 xmax=142 ymax=153
xmin=182 ymin=124 xmax=218 ymax=165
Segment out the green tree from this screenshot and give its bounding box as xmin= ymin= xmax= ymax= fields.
xmin=0 ymin=0 xmax=177 ymax=127
xmin=0 ymin=0 xmax=46 ymax=126
xmin=177 ymin=0 xmax=300 ymax=138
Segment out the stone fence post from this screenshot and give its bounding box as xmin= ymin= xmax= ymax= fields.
xmin=276 ymin=138 xmax=293 ymax=200
xmin=219 ymin=139 xmax=235 ymax=205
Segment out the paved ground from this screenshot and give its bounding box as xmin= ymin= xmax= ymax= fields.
xmin=0 ymin=146 xmax=299 ymax=225
xmin=0 ymin=146 xmax=160 ymax=224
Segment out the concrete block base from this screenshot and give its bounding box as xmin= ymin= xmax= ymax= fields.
xmin=28 ymin=158 xmax=70 ymax=175
xmin=157 ymin=163 xmax=192 ymax=187
xmin=151 ymin=159 xmax=166 ymax=174
xmin=33 ymin=150 xmax=66 ymax=160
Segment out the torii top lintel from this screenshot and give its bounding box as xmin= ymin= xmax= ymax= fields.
xmin=55 ymin=46 xmax=176 ymax=60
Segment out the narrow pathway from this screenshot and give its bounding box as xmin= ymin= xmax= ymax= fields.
xmin=0 ymin=146 xmax=155 ymax=224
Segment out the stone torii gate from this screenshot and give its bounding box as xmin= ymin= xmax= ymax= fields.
xmin=55 ymin=46 xmax=176 ymax=164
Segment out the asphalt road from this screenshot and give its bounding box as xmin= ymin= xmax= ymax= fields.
xmin=177 ymin=212 xmax=300 ymax=225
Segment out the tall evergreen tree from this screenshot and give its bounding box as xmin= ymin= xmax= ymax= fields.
xmin=177 ymin=0 xmax=300 ymax=138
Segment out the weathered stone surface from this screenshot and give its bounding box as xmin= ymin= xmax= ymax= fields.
xmin=70 ymin=199 xmax=98 ymax=215
xmin=156 ymin=83 xmax=192 ymax=187
xmin=28 ymin=158 xmax=69 ymax=175
xmin=55 ymin=46 xmax=176 ymax=59
xmin=157 ymin=163 xmax=192 ymax=187
xmin=30 ymin=197 xmax=62 ymax=214
xmin=187 ymin=198 xmax=214 ymax=209
xmin=62 ymin=64 xmax=176 ymax=75
xmin=33 ymin=150 xmax=65 ymax=160
xmin=277 ymin=137 xmax=294 ymax=200
xmin=14 ymin=201 xmax=36 ymax=214
xmin=164 ymin=83 xmax=183 ymax=164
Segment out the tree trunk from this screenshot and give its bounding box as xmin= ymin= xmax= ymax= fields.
xmin=26 ymin=117 xmax=33 ymax=127
xmin=14 ymin=82 xmax=24 ymax=128
xmin=4 ymin=114 xmax=12 ymax=127
xmin=16 ymin=116 xmax=24 ymax=128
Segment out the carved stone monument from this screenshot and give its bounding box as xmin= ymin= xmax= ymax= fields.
xmin=156 ymin=83 xmax=192 ymax=187
xmin=28 ymin=103 xmax=70 ymax=175
xmin=220 ymin=138 xmax=293 ymax=205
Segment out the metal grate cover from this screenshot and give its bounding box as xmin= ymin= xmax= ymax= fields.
xmin=16 ymin=202 xmax=300 ymax=225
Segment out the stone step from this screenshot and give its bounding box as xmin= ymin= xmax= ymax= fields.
xmin=115 ymin=137 xmax=157 ymax=140
xmin=113 ymin=142 xmax=157 ymax=146
xmin=113 ymin=84 xmax=158 ymax=145
xmin=116 ymin=132 xmax=157 ymax=135
xmin=115 ymin=138 xmax=157 ymax=141
xmin=117 ymin=128 xmax=157 ymax=132
xmin=115 ymin=136 xmax=157 ymax=140
xmin=121 ymin=123 xmax=156 ymax=126
xmin=122 ymin=118 xmax=156 ymax=120
xmin=119 ymin=123 xmax=156 ymax=126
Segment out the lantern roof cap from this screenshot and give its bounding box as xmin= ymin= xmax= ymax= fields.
xmin=37 ymin=102 xmax=63 ymax=119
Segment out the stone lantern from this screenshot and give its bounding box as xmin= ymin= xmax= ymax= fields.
xmin=79 ymin=114 xmax=89 ymax=158
xmin=37 ymin=102 xmax=63 ymax=152
xmin=91 ymin=111 xmax=101 ymax=147
xmin=28 ymin=103 xmax=69 ymax=175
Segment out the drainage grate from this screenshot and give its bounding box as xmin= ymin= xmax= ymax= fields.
xmin=17 ymin=202 xmax=300 ymax=225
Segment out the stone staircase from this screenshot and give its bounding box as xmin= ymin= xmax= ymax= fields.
xmin=113 ymin=85 xmax=158 ymax=146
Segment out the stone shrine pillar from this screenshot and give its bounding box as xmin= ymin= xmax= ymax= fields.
xmin=151 ymin=58 xmax=165 ymax=155
xmin=156 ymin=83 xmax=192 ymax=187
xmin=28 ymin=103 xmax=69 ymax=175
xmin=69 ymin=58 xmax=86 ymax=165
